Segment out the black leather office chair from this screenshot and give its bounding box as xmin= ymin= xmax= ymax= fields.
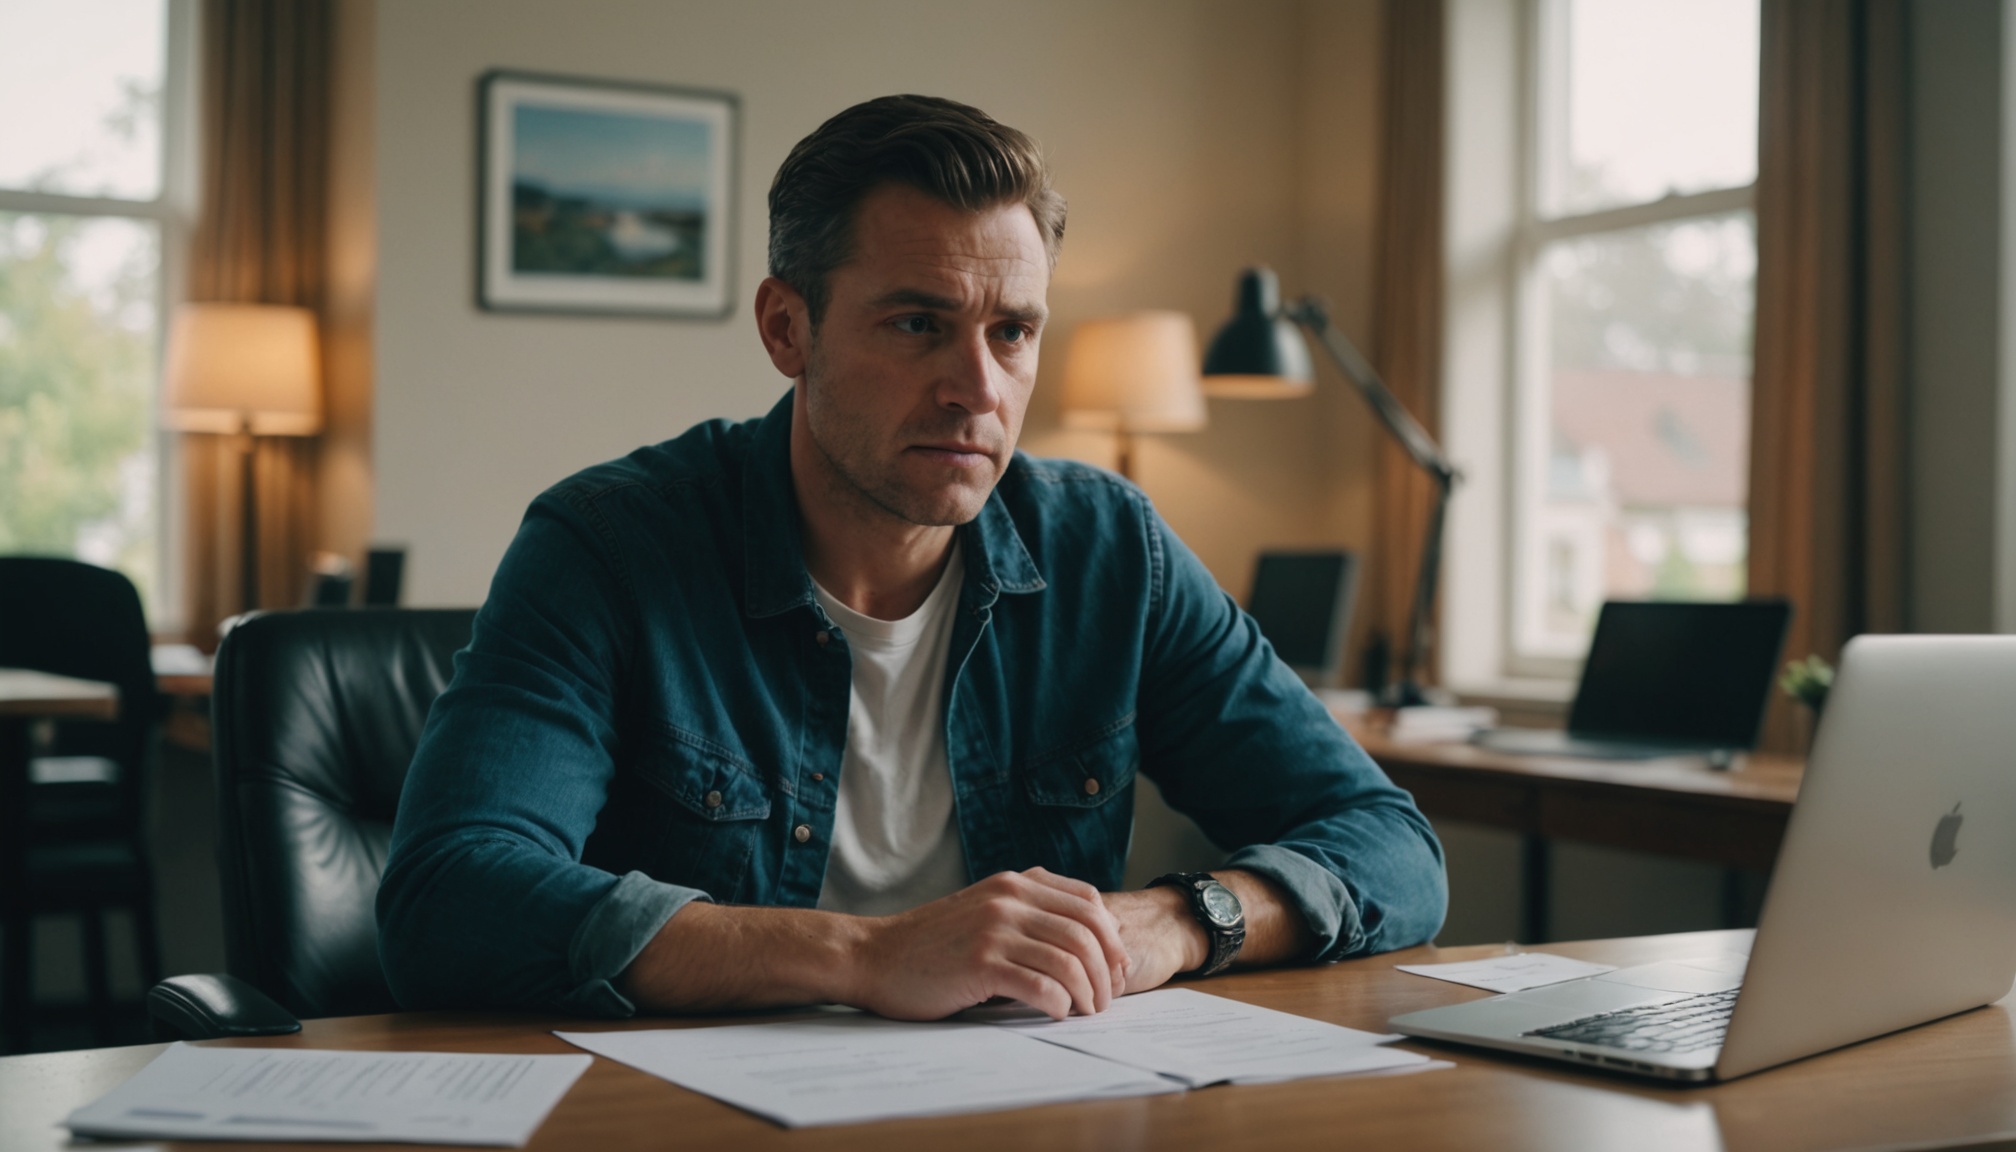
xmin=0 ymin=556 xmax=164 ymax=1052
xmin=146 ymin=608 xmax=475 ymax=1040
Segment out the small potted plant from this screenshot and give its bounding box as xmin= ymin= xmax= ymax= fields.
xmin=1779 ymin=654 xmax=1834 ymax=732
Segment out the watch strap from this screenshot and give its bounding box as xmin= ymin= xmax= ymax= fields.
xmin=1149 ymin=871 xmax=1246 ymax=977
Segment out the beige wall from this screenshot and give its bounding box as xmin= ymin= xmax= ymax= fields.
xmin=368 ymin=0 xmax=1384 ymax=606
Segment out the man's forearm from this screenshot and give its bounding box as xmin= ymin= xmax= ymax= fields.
xmin=616 ymin=901 xmax=867 ymax=1012
xmin=1223 ymin=868 xmax=1319 ymax=965
xmin=1104 ymin=868 xmax=1318 ymax=994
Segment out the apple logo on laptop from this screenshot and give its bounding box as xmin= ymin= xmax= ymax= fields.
xmin=1931 ymin=802 xmax=1963 ymax=869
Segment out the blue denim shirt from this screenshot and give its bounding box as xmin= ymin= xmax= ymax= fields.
xmin=378 ymin=392 xmax=1446 ymax=1015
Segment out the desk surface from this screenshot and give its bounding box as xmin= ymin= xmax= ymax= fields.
xmin=1346 ymin=719 xmax=1804 ymax=872
xmin=6 ymin=931 xmax=2012 ymax=1152
xmin=0 ymin=667 xmax=117 ymax=720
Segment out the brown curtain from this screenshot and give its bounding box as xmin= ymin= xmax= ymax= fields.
xmin=182 ymin=0 xmax=333 ymax=643
xmin=1748 ymin=0 xmax=1908 ymax=749
xmin=1366 ymin=0 xmax=1446 ymax=690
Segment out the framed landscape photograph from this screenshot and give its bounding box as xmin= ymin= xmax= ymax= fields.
xmin=479 ymin=71 xmax=737 ymax=318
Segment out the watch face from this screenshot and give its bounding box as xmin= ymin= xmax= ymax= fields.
xmin=1200 ymin=882 xmax=1243 ymax=926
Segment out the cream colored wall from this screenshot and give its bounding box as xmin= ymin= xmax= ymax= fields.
xmin=369 ymin=0 xmax=1383 ymax=607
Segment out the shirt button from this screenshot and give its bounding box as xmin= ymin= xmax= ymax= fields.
xmin=811 ymin=772 xmax=825 ymax=782
xmin=793 ymin=824 xmax=812 ymax=843
xmin=704 ymin=790 xmax=723 ymax=809
xmin=1083 ymin=778 xmax=1101 ymax=796
xmin=814 ymin=631 xmax=830 ymax=646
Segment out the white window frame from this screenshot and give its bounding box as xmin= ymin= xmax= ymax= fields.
xmin=0 ymin=0 xmax=199 ymax=631
xmin=1442 ymin=0 xmax=1758 ymax=695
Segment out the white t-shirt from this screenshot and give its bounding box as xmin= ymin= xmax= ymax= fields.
xmin=811 ymin=543 xmax=969 ymax=916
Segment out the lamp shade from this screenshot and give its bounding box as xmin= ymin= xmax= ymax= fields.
xmin=1059 ymin=311 xmax=1207 ymax=433
xmin=164 ymin=303 xmax=322 ymax=435
xmin=1201 ymin=266 xmax=1314 ymax=399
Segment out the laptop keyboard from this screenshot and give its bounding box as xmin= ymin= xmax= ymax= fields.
xmin=1524 ymin=988 xmax=1739 ymax=1055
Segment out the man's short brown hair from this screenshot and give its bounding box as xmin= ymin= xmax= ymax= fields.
xmin=767 ymin=94 xmax=1066 ymax=325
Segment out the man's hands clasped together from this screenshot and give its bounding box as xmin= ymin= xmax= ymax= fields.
xmin=848 ymin=868 xmax=1133 ymax=1020
xmin=618 ymin=866 xmax=1303 ymax=1021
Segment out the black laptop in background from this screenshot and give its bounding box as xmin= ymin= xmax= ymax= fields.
xmin=1246 ymin=550 xmax=1359 ymax=689
xmin=1471 ymin=599 xmax=1793 ymax=760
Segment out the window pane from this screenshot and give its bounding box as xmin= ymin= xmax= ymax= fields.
xmin=1514 ymin=213 xmax=1754 ymax=659
xmin=0 ymin=0 xmax=166 ymax=200
xmin=1547 ymin=0 xmax=1758 ymax=216
xmin=0 ymin=213 xmax=161 ymax=612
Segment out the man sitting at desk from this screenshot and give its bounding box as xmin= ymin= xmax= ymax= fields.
xmin=377 ymin=95 xmax=1446 ymax=1022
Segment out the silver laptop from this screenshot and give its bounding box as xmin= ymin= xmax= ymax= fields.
xmin=1392 ymin=634 xmax=2016 ymax=1081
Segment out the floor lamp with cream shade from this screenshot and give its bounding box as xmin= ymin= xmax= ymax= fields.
xmin=163 ymin=304 xmax=322 ymax=614
xmin=1058 ymin=311 xmax=1207 ymax=482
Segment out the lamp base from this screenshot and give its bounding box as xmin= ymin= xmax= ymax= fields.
xmin=1379 ymin=680 xmax=1432 ymax=709
xmin=237 ymin=424 xmax=259 ymax=614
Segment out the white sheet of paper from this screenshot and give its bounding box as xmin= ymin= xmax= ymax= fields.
xmin=1395 ymin=952 xmax=1618 ymax=993
xmin=64 ymin=1042 xmax=591 ymax=1147
xmin=976 ymin=987 xmax=1432 ymax=1087
xmin=556 ymin=1015 xmax=1179 ymax=1128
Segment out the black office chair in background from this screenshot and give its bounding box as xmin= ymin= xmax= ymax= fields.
xmin=146 ymin=607 xmax=475 ymax=1040
xmin=0 ymin=556 xmax=165 ymax=1052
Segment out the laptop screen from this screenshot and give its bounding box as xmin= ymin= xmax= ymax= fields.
xmin=1568 ymin=600 xmax=1792 ymax=747
xmin=1247 ymin=551 xmax=1358 ymax=679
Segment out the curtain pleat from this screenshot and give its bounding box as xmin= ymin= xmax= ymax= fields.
xmin=181 ymin=0 xmax=332 ymax=642
xmin=1367 ymin=0 xmax=1447 ymax=690
xmin=1748 ymin=0 xmax=1908 ymax=750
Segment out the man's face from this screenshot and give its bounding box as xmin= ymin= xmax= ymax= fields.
xmin=796 ymin=183 xmax=1050 ymax=527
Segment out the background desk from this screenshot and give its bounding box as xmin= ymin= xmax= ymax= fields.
xmin=0 ymin=670 xmax=122 ymax=1051
xmin=151 ymin=644 xmax=214 ymax=755
xmin=1345 ymin=719 xmax=1803 ymax=942
xmin=6 ymin=931 xmax=2013 ymax=1152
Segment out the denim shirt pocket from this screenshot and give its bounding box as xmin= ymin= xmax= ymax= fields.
xmin=600 ymin=723 xmax=774 ymax=904
xmin=1019 ymin=719 xmax=1139 ymax=888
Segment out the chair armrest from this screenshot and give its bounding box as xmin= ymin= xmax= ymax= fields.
xmin=146 ymin=973 xmax=302 ymax=1040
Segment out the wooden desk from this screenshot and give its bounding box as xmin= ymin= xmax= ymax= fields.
xmin=5 ymin=931 xmax=2012 ymax=1152
xmin=150 ymin=646 xmax=215 ymax=753
xmin=0 ymin=669 xmax=120 ymax=1051
xmin=0 ymin=669 xmax=119 ymax=721
xmin=1346 ymin=719 xmax=1804 ymax=941
xmin=155 ymin=672 xmax=214 ymax=699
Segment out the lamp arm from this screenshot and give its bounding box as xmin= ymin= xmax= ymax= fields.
xmin=1284 ymin=298 xmax=1456 ymax=491
xmin=1284 ymin=296 xmax=1455 ymax=706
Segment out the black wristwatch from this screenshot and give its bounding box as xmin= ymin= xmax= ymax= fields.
xmin=1149 ymin=872 xmax=1245 ymax=977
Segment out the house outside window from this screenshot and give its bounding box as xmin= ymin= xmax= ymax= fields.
xmin=0 ymin=0 xmax=195 ymax=624
xmin=1444 ymin=0 xmax=1761 ymax=687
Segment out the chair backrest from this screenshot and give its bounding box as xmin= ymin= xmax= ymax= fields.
xmin=212 ymin=607 xmax=475 ymax=1018
xmin=0 ymin=556 xmax=160 ymax=817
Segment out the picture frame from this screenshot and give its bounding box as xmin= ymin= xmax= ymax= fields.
xmin=478 ymin=70 xmax=737 ymax=319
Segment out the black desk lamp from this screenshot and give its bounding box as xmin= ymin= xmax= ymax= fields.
xmin=1202 ymin=267 xmax=1458 ymax=707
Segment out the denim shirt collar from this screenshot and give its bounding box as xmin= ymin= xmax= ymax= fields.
xmin=740 ymin=391 xmax=1045 ymax=619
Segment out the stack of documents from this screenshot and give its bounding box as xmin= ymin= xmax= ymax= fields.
xmin=70 ymin=989 xmax=1447 ymax=1138
xmin=65 ymin=1043 xmax=591 ymax=1146
xmin=1387 ymin=705 xmax=1498 ymax=744
xmin=976 ymin=987 xmax=1434 ymax=1086
xmin=558 ymin=1016 xmax=1180 ymax=1127
xmin=559 ymin=987 xmax=1438 ymax=1128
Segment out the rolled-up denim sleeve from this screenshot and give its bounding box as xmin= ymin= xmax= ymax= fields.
xmin=376 ymin=486 xmax=707 ymax=1015
xmin=1135 ymin=507 xmax=1447 ymax=960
